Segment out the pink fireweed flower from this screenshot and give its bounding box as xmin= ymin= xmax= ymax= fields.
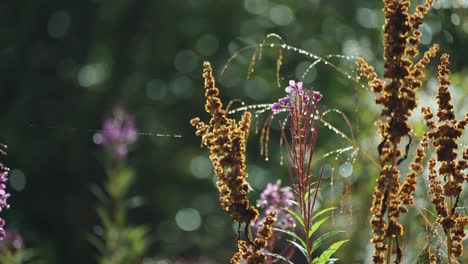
xmin=271 ymin=80 xmax=322 ymax=113
xmin=94 ymin=106 xmax=138 ymax=160
xmin=285 ymin=80 xmax=304 ymax=95
xmin=271 ymin=102 xmax=281 ymax=112
xmin=254 ymin=180 xmax=295 ymax=230
xmin=279 ymin=96 xmax=291 ymax=106
xmin=0 ymin=144 xmax=11 ymax=240
xmin=311 ymin=91 xmax=322 ymax=101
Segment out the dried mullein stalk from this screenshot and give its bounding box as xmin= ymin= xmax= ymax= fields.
xmin=423 ymin=54 xmax=468 ymax=262
xmin=191 ymin=62 xmax=259 ymax=225
xmin=231 ymin=210 xmax=277 ymax=264
xmin=356 ymin=0 xmax=439 ymax=262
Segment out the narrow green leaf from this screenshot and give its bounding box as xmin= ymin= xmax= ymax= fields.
xmin=87 ymin=234 xmax=105 ymax=252
xmin=312 ymin=231 xmax=346 ymax=252
xmin=273 ymin=227 xmax=307 ymax=249
xmin=412 ymin=244 xmax=430 ymax=264
xmin=96 ymin=207 xmax=112 ymax=229
xmin=312 ymin=239 xmax=349 ymax=264
xmin=303 ymin=182 xmax=317 ymax=202
xmin=284 ymin=208 xmax=305 ymax=229
xmin=266 ymin=252 xmax=295 ymax=264
xmin=311 ymin=207 xmax=336 ymax=221
xmin=308 ymin=217 xmax=329 ymax=239
xmin=287 ymin=239 xmax=310 ymax=262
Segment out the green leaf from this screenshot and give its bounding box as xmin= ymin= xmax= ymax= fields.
xmin=311 ymin=207 xmax=336 ymax=221
xmin=273 ymin=227 xmax=307 ymax=250
xmin=312 ymin=239 xmax=349 ymax=264
xmin=412 ymin=244 xmax=430 ymax=264
xmin=87 ymin=233 xmax=105 ymax=252
xmin=312 ymin=231 xmax=346 ymax=252
xmin=284 ymin=208 xmax=305 ymax=229
xmin=266 ymin=252 xmax=295 ymax=264
xmin=308 ymin=217 xmax=329 ymax=239
xmin=106 ymin=167 xmax=134 ymax=200
xmin=287 ymin=239 xmax=310 ymax=262
xmin=303 ymin=182 xmax=317 ymax=202
xmin=96 ymin=206 xmax=112 ymax=229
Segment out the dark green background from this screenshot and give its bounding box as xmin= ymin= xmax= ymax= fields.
xmin=1 ymin=0 xmax=467 ymax=263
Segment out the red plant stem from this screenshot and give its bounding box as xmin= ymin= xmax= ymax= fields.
xmin=281 ymin=92 xmax=322 ymax=263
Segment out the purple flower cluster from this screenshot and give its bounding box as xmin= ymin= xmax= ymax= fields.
xmin=272 ymin=80 xmax=322 ymax=112
xmin=94 ymin=106 xmax=138 ymax=160
xmin=254 ymin=180 xmax=295 ymax=229
xmin=0 ymin=230 xmax=23 ymax=250
xmin=0 ymin=144 xmax=11 ymax=240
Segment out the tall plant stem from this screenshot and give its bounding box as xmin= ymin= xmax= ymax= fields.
xmin=447 ymin=181 xmax=453 ymax=264
xmin=386 ymin=237 xmax=393 ymax=264
xmin=385 ymin=140 xmax=399 ymax=264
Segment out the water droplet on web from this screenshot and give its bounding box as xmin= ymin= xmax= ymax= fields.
xmin=339 ymin=162 xmax=353 ymax=178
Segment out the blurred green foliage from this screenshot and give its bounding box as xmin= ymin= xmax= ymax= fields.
xmin=0 ymin=0 xmax=467 ymax=263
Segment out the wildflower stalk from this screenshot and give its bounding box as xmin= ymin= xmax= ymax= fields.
xmin=275 ymin=81 xmax=335 ymax=263
xmin=447 ymin=191 xmax=452 ymax=264
xmin=0 ymin=144 xmax=11 ymax=241
xmin=191 ymin=62 xmax=276 ymax=263
xmin=89 ymin=106 xmax=148 ymax=264
xmin=423 ymin=54 xmax=468 ymax=262
xmin=356 ymin=0 xmax=439 ymax=262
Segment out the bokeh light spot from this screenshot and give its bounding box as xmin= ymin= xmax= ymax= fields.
xmin=77 ymin=64 xmax=109 ymax=88
xmin=420 ymin=24 xmax=433 ymax=45
xmin=175 ymin=208 xmax=202 ymax=231
xmin=9 ymin=169 xmax=26 ymax=192
xmin=244 ymin=0 xmax=269 ymax=15
xmin=48 ymin=10 xmax=71 ymax=39
xmin=146 ymin=79 xmax=168 ymax=101
xmin=174 ymin=50 xmax=198 ymax=74
xmin=463 ymin=20 xmax=468 ymax=33
xmin=195 ymin=34 xmax=219 ymax=57
xmin=450 ymin=13 xmax=460 ymax=26
xmin=269 ymin=5 xmax=294 ymax=26
xmin=170 ymin=75 xmax=193 ymax=99
xmin=191 ymin=194 xmax=216 ymax=214
xmin=244 ymin=76 xmax=270 ymax=100
xmin=356 ymin=8 xmax=378 ymax=29
xmin=339 ymin=162 xmax=353 ymax=178
xmin=190 ymin=155 xmax=212 ymax=179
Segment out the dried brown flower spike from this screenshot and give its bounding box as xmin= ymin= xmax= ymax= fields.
xmin=423 ymin=54 xmax=468 ymax=261
xmin=356 ymin=0 xmax=439 ymax=262
xmin=191 ymin=62 xmax=275 ymax=262
xmin=231 ymin=210 xmax=277 ymax=264
xmin=190 ymin=62 xmax=259 ymax=224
